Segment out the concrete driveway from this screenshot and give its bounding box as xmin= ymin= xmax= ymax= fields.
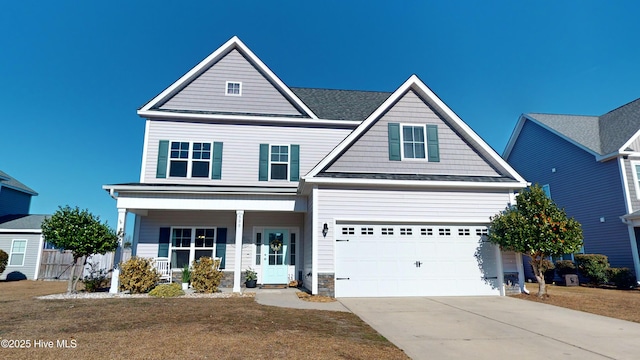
xmin=339 ymin=296 xmax=640 ymax=360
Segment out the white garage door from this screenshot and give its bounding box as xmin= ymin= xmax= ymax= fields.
xmin=335 ymin=224 xmax=501 ymax=297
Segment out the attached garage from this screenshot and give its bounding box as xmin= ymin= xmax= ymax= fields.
xmin=334 ymin=223 xmax=501 ymax=297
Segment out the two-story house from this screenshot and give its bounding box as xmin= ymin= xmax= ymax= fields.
xmin=104 ymin=37 xmax=528 ymax=297
xmin=0 ymin=170 xmax=46 ymax=280
xmin=504 ymin=98 xmax=640 ymax=281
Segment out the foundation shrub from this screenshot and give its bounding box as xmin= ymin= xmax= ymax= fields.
xmin=190 ymin=257 xmax=223 ymax=293
xmin=554 ymin=260 xmax=577 ymax=277
xmin=607 ymin=267 xmax=637 ymax=289
xmin=149 ymin=282 xmax=185 ymax=297
xmin=575 ymin=254 xmax=609 ymax=285
xmin=0 ymin=249 xmax=8 ymax=275
xmin=119 ymin=256 xmax=159 ymax=294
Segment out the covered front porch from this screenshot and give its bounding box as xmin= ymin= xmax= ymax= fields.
xmin=103 ymin=184 xmax=310 ymax=294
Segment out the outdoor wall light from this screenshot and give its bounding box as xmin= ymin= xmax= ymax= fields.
xmin=322 ymin=223 xmax=329 ymax=237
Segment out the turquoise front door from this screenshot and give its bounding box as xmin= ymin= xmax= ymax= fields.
xmin=262 ymin=229 xmax=288 ymax=284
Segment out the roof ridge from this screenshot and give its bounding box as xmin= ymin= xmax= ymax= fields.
xmin=290 ymin=86 xmax=392 ymax=94
xmin=601 ymin=97 xmax=640 ymax=117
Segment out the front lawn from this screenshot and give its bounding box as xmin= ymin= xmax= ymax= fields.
xmin=513 ymin=283 xmax=640 ymax=323
xmin=0 ymin=281 xmax=408 ymax=359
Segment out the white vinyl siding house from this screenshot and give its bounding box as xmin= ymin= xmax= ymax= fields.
xmin=104 ymin=36 xmax=528 ymax=297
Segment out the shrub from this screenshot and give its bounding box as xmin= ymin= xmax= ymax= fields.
xmin=555 ymin=260 xmax=577 ymax=277
xmin=149 ymin=283 xmax=185 ymax=297
xmin=607 ymin=267 xmax=637 ymax=290
xmin=575 ymin=254 xmax=609 ymax=285
xmin=190 ymin=257 xmax=223 ymax=293
xmin=83 ymin=260 xmax=108 ymax=292
xmin=119 ymin=257 xmax=159 ymax=294
xmin=0 ymin=249 xmax=8 ymax=275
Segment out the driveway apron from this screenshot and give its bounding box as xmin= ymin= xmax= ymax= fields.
xmin=339 ymin=296 xmax=640 ymax=360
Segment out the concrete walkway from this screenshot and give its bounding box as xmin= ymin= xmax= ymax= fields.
xmin=251 ymin=288 xmax=349 ymax=312
xmin=339 ymin=296 xmax=640 ymax=360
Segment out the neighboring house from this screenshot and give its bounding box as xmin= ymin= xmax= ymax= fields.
xmin=103 ymin=36 xmax=528 ymax=297
xmin=504 ymin=99 xmax=640 ymax=281
xmin=0 ymin=170 xmax=45 ymax=280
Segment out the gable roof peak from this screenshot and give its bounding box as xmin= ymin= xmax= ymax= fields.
xmin=138 ymin=36 xmax=318 ymax=119
xmin=304 ymin=75 xmax=527 ymax=185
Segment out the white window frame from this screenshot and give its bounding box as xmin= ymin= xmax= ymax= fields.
xmin=268 ymin=144 xmax=290 ymax=181
xmin=168 ymin=141 xmax=212 ymax=179
xmin=631 ymin=161 xmax=640 ymax=199
xmin=400 ymin=123 xmax=427 ymax=160
xmin=9 ymin=239 xmax=27 ymax=266
xmin=168 ymin=227 xmax=217 ymax=270
xmin=225 ymin=81 xmax=242 ymax=96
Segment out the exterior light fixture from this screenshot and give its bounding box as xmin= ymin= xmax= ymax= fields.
xmin=322 ymin=223 xmax=328 ymax=237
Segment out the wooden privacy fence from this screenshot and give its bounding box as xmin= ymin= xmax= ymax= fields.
xmin=38 ymin=250 xmax=114 ymax=280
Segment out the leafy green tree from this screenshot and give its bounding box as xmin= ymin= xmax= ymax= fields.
xmin=488 ymin=184 xmax=583 ymax=298
xmin=41 ymin=206 xmax=119 ymax=293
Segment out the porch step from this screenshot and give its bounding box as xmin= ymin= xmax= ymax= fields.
xmin=259 ymin=284 xmax=288 ymax=289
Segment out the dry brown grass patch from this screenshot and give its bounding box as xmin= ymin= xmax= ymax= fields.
xmin=0 ymin=281 xmax=407 ymax=359
xmin=512 ymin=283 xmax=640 ymax=323
xmin=296 ymin=291 xmax=337 ymax=302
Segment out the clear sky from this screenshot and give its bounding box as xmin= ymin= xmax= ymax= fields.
xmin=2 ymin=1 xmax=639 ymax=228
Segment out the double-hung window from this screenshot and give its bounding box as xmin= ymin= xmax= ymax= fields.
xmin=270 ymin=145 xmax=289 ymax=180
xmin=258 ymin=144 xmax=300 ymax=181
xmin=170 ymin=228 xmax=216 ymax=269
xmin=402 ymin=125 xmax=426 ymax=159
xmin=388 ymin=123 xmax=439 ymax=162
xmin=157 ymin=140 xmax=223 ymax=180
xmin=168 ymin=141 xmax=211 ymax=178
xmin=9 ymin=239 xmax=27 ymax=266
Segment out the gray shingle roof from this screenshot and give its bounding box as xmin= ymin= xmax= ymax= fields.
xmin=526 ymin=113 xmax=601 ymax=154
xmin=599 ymin=98 xmax=640 ymax=154
xmin=0 ymin=170 xmax=38 ymax=196
xmin=0 ymin=214 xmax=48 ymax=230
xmin=316 ymin=172 xmax=518 ymax=182
xmin=526 ymin=97 xmax=640 ymax=156
xmin=291 ymin=88 xmax=391 ymax=121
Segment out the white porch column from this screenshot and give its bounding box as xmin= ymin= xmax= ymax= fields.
xmin=495 ymin=245 xmax=505 ymax=296
xmin=232 ymin=210 xmax=244 ymax=293
xmin=109 ymin=208 xmax=127 ymax=294
xmin=626 ymin=225 xmax=640 ymax=283
xmin=515 ymin=252 xmax=529 ymax=294
xmin=311 ymin=186 xmax=319 ymax=295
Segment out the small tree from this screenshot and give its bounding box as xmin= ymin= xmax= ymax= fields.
xmin=41 ymin=206 xmax=119 ymax=294
xmin=488 ymin=184 xmax=583 ymax=298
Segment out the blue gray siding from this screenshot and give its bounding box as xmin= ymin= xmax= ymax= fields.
xmin=327 ymin=90 xmax=501 ymax=176
xmin=507 ymin=120 xmax=632 ymax=269
xmin=0 ymin=233 xmax=42 ymax=280
xmin=0 ymin=187 xmax=32 ymax=217
xmin=159 ymin=49 xmax=303 ymax=116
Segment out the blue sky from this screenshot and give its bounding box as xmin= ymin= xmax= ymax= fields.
xmin=2 ymin=1 xmax=639 ymax=228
